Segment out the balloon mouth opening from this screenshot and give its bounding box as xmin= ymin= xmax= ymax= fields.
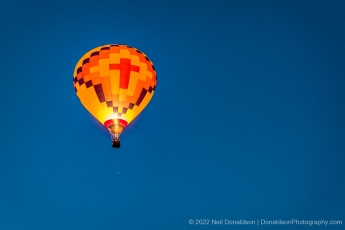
xmin=104 ymin=119 xmax=128 ymax=129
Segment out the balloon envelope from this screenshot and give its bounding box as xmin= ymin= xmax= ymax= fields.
xmin=73 ymin=44 xmax=157 ymax=142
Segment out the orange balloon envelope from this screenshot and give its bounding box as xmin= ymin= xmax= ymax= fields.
xmin=73 ymin=44 xmax=157 ymax=147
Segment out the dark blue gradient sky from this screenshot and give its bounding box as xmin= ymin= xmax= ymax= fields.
xmin=0 ymin=0 xmax=344 ymax=229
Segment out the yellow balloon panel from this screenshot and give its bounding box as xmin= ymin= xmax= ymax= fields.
xmin=73 ymin=45 xmax=157 ymax=125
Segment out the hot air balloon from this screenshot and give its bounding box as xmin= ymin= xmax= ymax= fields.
xmin=73 ymin=44 xmax=157 ymax=148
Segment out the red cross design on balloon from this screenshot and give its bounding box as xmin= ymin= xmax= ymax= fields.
xmin=109 ymin=58 xmax=140 ymax=89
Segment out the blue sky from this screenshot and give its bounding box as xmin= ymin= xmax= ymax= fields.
xmin=0 ymin=0 xmax=344 ymax=229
